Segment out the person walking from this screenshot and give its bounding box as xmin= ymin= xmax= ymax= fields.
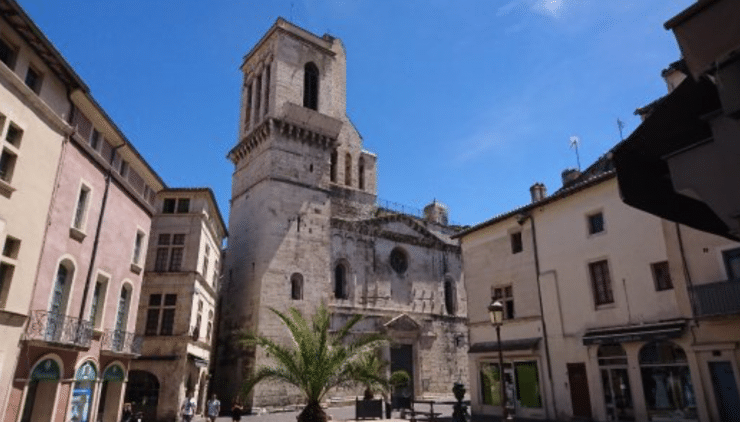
xmin=181 ymin=393 xmax=197 ymax=422
xmin=230 ymin=400 xmax=243 ymax=422
xmin=207 ymin=394 xmax=221 ymax=422
xmin=121 ymin=403 xmax=133 ymax=422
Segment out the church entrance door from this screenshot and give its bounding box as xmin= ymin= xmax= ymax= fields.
xmin=391 ymin=344 xmax=414 ymax=410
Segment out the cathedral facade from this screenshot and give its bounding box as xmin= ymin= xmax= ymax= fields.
xmin=215 ymin=19 xmax=469 ymax=409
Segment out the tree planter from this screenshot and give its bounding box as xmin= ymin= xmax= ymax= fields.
xmin=355 ymin=397 xmax=383 ymax=420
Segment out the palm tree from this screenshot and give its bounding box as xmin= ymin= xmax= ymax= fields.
xmin=240 ymin=304 xmax=389 ymax=422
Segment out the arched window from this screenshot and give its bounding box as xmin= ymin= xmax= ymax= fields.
xmin=48 ymin=261 xmax=74 ymax=341
xmin=334 ymin=263 xmax=347 ymax=299
xmin=303 ymin=62 xmax=319 ymax=110
xmin=206 ymin=310 xmax=214 ymax=341
xmin=21 ymin=358 xmax=62 ymax=422
xmin=639 ymin=341 xmax=696 ymax=419
xmin=113 ymin=285 xmax=131 ymax=351
xmin=390 ymin=247 xmax=408 ymax=274
xmin=291 ymin=273 xmax=304 ymax=300
xmin=330 ymin=150 xmax=338 ymax=182
xmin=70 ymin=362 xmax=98 ymax=422
xmin=125 ymin=371 xmax=160 ymax=422
xmin=444 ymin=278 xmax=456 ymax=315
xmin=345 ymin=153 xmax=352 ymax=186
xmin=358 ymin=156 xmax=365 ymax=190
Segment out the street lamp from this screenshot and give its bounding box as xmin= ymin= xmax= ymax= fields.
xmin=488 ymin=299 xmax=512 ymax=420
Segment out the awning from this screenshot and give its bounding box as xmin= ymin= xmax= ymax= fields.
xmin=188 ymin=354 xmax=209 ymax=368
xmin=468 ymin=337 xmax=540 ymax=354
xmin=582 ymin=320 xmax=687 ymax=346
xmin=612 ymin=75 xmax=736 ymax=239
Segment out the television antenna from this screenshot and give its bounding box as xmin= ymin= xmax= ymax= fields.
xmin=569 ymin=135 xmax=581 ymax=170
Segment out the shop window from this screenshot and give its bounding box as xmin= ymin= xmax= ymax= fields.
xmin=639 ymin=341 xmax=697 ymax=421
xmin=69 ymin=362 xmax=97 ymax=422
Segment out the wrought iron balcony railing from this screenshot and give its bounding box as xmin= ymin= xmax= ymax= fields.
xmin=26 ymin=310 xmax=93 ymax=348
xmin=691 ymin=279 xmax=740 ymax=317
xmin=100 ymin=329 xmax=143 ymax=355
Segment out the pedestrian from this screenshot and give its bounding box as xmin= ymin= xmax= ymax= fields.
xmin=121 ymin=403 xmax=133 ymax=422
xmin=207 ymin=394 xmax=221 ymax=422
xmin=181 ymin=393 xmax=197 ymax=422
xmin=231 ymin=400 xmax=243 ymax=422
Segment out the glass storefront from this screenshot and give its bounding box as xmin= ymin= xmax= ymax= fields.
xmin=479 ymin=360 xmax=542 ymax=413
xmin=639 ymin=341 xmax=697 ymax=421
xmin=598 ymin=344 xmax=634 ymax=421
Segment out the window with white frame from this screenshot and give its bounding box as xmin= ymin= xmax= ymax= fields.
xmin=132 ymin=230 xmax=145 ymax=266
xmin=202 ymin=244 xmax=210 ymax=278
xmin=154 ymin=233 xmax=185 ymax=272
xmin=89 ymin=275 xmax=108 ymax=329
xmin=492 ymin=285 xmax=514 ymax=319
xmin=72 ymin=184 xmax=91 ymax=231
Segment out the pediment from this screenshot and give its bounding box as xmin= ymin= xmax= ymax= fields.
xmin=384 ymin=314 xmax=420 ymax=332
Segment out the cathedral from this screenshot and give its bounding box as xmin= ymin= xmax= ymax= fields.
xmin=215 ymin=18 xmax=469 ymax=409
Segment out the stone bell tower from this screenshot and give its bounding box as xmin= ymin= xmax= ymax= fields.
xmin=215 ymin=18 xmax=377 ymax=407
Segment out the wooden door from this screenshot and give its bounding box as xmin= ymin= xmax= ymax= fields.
xmin=567 ymin=363 xmax=593 ymax=419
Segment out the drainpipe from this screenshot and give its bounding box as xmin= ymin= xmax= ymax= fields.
xmin=520 ymin=212 xmax=558 ymax=420
xmin=675 ymin=223 xmax=697 ymax=318
xmin=76 ymin=140 xmax=126 ymax=327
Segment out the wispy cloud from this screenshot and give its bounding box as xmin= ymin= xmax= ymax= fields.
xmin=531 ymin=0 xmax=567 ymax=18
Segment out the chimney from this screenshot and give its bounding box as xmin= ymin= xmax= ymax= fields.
xmin=423 ymin=200 xmax=449 ymax=225
xmin=561 ymin=168 xmax=582 ymax=187
xmin=529 ymin=183 xmax=547 ymax=203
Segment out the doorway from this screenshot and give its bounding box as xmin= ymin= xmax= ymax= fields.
xmin=709 ymin=361 xmax=740 ymax=422
xmin=391 ymin=344 xmax=414 ymax=409
xmin=598 ymin=344 xmax=634 ymax=421
xmin=567 ymin=363 xmax=593 ymax=420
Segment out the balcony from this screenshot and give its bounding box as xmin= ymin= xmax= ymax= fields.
xmin=101 ymin=329 xmax=143 ymax=355
xmin=25 ymin=310 xmax=92 ymax=348
xmin=691 ymin=280 xmax=740 ymax=317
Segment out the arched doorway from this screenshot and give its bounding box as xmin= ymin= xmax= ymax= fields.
xmin=69 ymin=361 xmax=97 ymax=422
xmin=20 ymin=358 xmax=61 ymax=422
xmin=125 ymin=370 xmax=159 ymax=422
xmin=639 ymin=341 xmax=697 ymax=421
xmin=98 ymin=365 xmax=126 ymax=422
xmin=597 ymin=344 xmax=634 ymax=420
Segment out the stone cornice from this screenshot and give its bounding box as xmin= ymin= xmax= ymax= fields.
xmin=331 ymin=216 xmax=461 ymax=253
xmin=228 ymin=117 xmax=339 ymax=164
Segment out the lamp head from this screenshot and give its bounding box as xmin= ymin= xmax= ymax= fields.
xmin=488 ymin=299 xmax=504 ymax=326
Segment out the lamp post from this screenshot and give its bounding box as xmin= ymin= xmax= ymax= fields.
xmin=488 ymin=300 xmax=512 ymax=420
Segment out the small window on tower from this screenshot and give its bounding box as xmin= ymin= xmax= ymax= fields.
xmin=303 ymin=62 xmax=319 ymax=110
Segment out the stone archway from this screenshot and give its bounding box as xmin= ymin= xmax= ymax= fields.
xmin=125 ymin=370 xmax=159 ymax=422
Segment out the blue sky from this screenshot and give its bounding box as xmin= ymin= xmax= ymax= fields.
xmin=19 ymin=0 xmax=694 ymax=227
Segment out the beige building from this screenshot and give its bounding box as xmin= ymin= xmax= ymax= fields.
xmin=128 ymin=189 xmax=226 ymax=422
xmin=456 ymin=159 xmax=740 ymax=422
xmin=215 ymin=19 xmax=469 ymax=410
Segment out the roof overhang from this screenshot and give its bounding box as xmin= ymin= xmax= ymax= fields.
xmin=582 ymin=320 xmax=687 ymax=346
xmin=612 ymin=76 xmax=738 ymax=240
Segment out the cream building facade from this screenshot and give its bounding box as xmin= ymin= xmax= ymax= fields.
xmin=127 ymin=188 xmax=226 ymax=422
xmin=457 ymin=160 xmax=740 ymax=422
xmin=215 ymin=19 xmax=468 ymax=410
